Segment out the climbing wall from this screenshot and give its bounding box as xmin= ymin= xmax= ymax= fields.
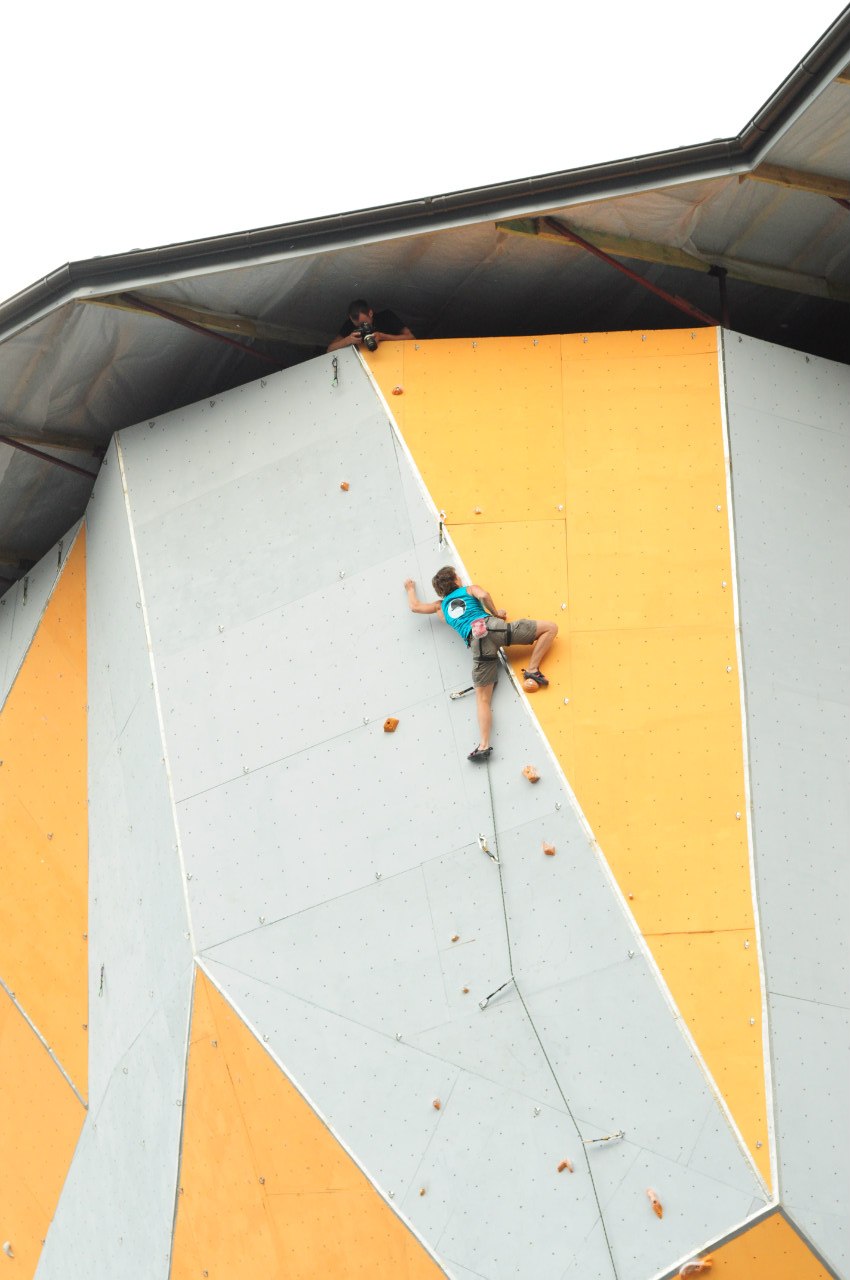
xmin=1 ymin=332 xmax=844 ymax=1280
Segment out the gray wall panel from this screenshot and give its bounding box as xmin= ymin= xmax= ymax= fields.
xmin=37 ymin=969 xmax=192 ymax=1280
xmin=85 ymin=443 xmax=156 ymax=777
xmin=120 ymin=351 xmax=411 ymax=662
xmin=525 ymin=963 xmax=761 ymax=1200
xmin=85 ymin=455 xmax=192 ymax=1109
xmin=205 ymin=857 xmax=564 ymax=1108
xmin=179 ymin=694 xmax=474 ymax=949
xmin=87 ymin=694 xmax=194 ymax=1110
xmin=159 ymin=552 xmax=447 ymax=801
xmin=722 ymin=336 xmax=848 ymax=435
xmin=769 ymin=994 xmax=850 ymax=1274
xmin=723 ymin=332 xmax=850 ymax=1271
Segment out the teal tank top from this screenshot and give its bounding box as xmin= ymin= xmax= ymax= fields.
xmin=441 ymin=586 xmax=489 ymax=642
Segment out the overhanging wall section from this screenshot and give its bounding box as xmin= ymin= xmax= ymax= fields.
xmin=722 ymin=332 xmax=850 ymax=1275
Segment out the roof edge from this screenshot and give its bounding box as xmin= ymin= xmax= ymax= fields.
xmin=2 ymin=7 xmax=850 ymax=341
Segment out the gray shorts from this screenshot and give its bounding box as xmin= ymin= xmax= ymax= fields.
xmin=470 ymin=617 xmax=537 ymax=687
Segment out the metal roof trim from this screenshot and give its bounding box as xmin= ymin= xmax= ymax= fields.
xmin=2 ymin=7 xmax=849 ymax=343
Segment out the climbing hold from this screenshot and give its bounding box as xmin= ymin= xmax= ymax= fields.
xmin=462 ymin=986 xmax=469 ymax=994
xmin=451 ymin=934 xmax=460 ymax=943
xmin=2 ymin=1243 xmax=13 ymax=1259
xmin=678 ymin=1258 xmax=713 ymax=1277
xmin=432 ymin=1099 xmax=441 ymax=1111
xmin=383 ymin=717 xmax=399 ymax=733
xmin=419 ymin=1187 xmax=426 ymax=1196
xmin=474 ymin=507 xmax=482 ymax=515
xmin=339 ymin=481 xmax=350 ymax=491
xmin=522 ymin=765 xmax=540 ymax=783
xmin=392 ymin=386 xmax=404 ymax=396
xmin=522 ymin=678 xmax=539 ymax=693
xmin=557 ymin=1159 xmax=574 ymax=1173
xmin=646 ymin=1187 xmax=663 ymax=1218
xmin=542 ymin=842 xmax=556 ymax=856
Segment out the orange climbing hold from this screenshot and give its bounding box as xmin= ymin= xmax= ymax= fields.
xmin=432 ymin=1099 xmax=441 ymax=1111
xmin=522 ymin=678 xmax=539 ymax=693
xmin=647 ymin=1188 xmax=663 ymax=1218
xmin=392 ymin=386 xmax=404 ymax=396
xmin=383 ymin=718 xmax=399 ymax=733
xmin=557 ymin=1159 xmax=574 ymax=1173
xmin=339 ymin=481 xmax=350 ymax=491
xmin=522 ymin=765 xmax=540 ymax=783
xmin=542 ymin=842 xmax=556 ymax=856
xmin=678 ymin=1257 xmax=713 ymax=1277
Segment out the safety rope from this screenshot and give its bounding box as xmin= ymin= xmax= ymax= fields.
xmin=384 ymin=416 xmax=619 ymax=1274
xmin=482 ymin=748 xmax=620 ymax=1280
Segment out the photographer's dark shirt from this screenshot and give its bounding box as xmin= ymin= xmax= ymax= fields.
xmin=338 ymin=309 xmax=407 ymax=338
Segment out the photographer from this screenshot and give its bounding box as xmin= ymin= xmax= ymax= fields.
xmin=327 ymin=299 xmax=415 ymax=352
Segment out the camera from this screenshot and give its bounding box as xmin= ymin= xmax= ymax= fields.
xmin=357 ymin=321 xmax=378 ymax=352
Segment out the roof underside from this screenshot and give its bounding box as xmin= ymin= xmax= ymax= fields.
xmin=0 ymin=12 xmax=848 ymax=585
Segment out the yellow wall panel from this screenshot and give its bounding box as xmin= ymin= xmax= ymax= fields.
xmin=650 ymin=931 xmax=769 ymax=1179
xmin=700 ymin=1211 xmax=833 ymax=1277
xmin=0 ymin=993 xmax=85 ymax=1277
xmin=369 ymin=337 xmax=566 ymax=523
xmin=0 ymin=531 xmax=88 ymax=1098
xmin=171 ymin=971 xmax=445 ymax=1280
xmin=368 ymin=332 xmax=770 ymax=1189
xmin=565 ymin=627 xmax=752 ymax=934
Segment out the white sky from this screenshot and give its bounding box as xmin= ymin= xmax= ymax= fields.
xmin=1 ymin=0 xmax=844 ymax=306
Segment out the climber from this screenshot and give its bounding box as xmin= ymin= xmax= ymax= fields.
xmin=404 ymin=567 xmax=557 ymax=761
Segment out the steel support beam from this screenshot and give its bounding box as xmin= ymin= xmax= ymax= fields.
xmin=0 ymin=435 xmax=98 ymax=480
xmin=540 ymin=217 xmax=718 ymax=326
